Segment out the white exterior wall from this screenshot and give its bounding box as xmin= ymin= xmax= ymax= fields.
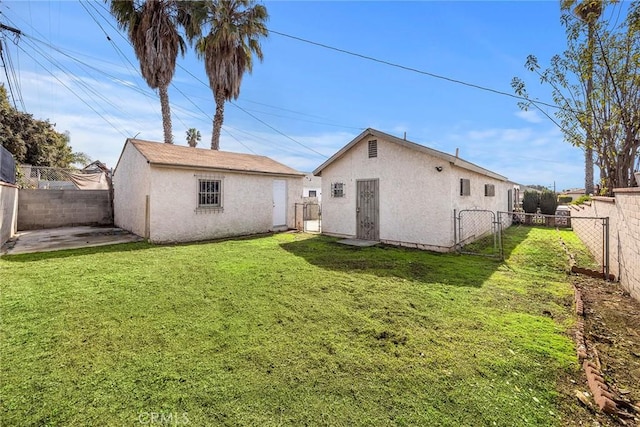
xmin=0 ymin=182 xmax=18 ymax=246
xmin=113 ymin=143 xmax=151 ymax=238
xmin=320 ymin=135 xmax=509 ymax=251
xmin=147 ymin=166 xmax=302 ymax=243
xmin=303 ymin=174 xmax=322 ymax=202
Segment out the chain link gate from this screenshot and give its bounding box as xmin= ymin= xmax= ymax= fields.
xmin=295 ymin=203 xmax=321 ymax=233
xmin=454 ymin=209 xmax=609 ymax=278
xmin=454 ymin=209 xmax=503 ymax=258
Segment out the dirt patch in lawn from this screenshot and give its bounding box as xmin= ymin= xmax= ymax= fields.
xmin=560 ymin=275 xmax=640 ymax=426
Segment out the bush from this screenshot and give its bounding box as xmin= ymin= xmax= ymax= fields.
xmin=539 ymin=190 xmax=558 ymax=215
xmin=571 ymin=195 xmax=591 ymax=205
xmin=522 ymin=191 xmax=539 ymax=213
xmin=557 ymin=196 xmax=572 ymax=204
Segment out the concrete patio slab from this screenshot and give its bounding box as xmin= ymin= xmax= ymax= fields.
xmin=337 ymin=238 xmax=379 ymax=247
xmin=1 ymin=226 xmax=144 ymax=255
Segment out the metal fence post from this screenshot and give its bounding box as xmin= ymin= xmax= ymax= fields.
xmin=453 ymin=209 xmax=457 ymax=252
xmin=603 ymin=217 xmax=610 ymax=281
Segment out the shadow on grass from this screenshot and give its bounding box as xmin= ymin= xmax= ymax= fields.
xmin=280 ymin=227 xmax=531 ymax=288
xmin=0 ymin=231 xmax=281 ymax=263
xmin=501 ymin=225 xmax=533 ymax=260
xmin=0 ymin=241 xmax=154 ymax=262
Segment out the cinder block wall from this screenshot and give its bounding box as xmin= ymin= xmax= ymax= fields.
xmin=18 ymin=189 xmax=113 ymax=230
xmin=614 ymin=189 xmax=640 ymax=301
xmin=571 ymin=189 xmax=640 ymax=301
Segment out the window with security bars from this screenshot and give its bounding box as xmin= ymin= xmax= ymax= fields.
xmin=484 ymin=184 xmax=495 ymax=197
xmin=198 ymin=179 xmax=222 ymax=207
xmin=368 ymin=140 xmax=378 ymax=158
xmin=460 ymin=178 xmax=471 ymax=196
xmin=332 ymin=182 xmax=345 ymax=197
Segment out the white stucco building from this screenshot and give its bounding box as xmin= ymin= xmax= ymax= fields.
xmin=303 ymin=173 xmax=322 ymax=202
xmin=313 ymin=128 xmax=513 ymax=252
xmin=113 ymin=139 xmax=304 ymax=243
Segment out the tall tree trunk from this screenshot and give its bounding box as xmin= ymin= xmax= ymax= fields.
xmin=585 ymin=20 xmax=595 ymax=195
xmin=211 ymin=91 xmax=225 ymax=150
xmin=159 ymin=85 xmax=173 ymax=144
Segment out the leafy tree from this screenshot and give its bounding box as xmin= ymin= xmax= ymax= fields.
xmin=539 ymin=190 xmax=559 ymax=215
xmin=0 ymin=84 xmax=77 ymax=168
xmin=512 ymin=1 xmax=640 ymax=194
xmin=71 ymin=152 xmax=93 ymax=167
xmin=186 ymin=128 xmax=201 ymax=147
xmin=522 ymin=191 xmax=540 ymax=213
xmin=190 ymin=0 xmax=268 ymax=150
xmin=108 ymin=0 xmax=199 ymax=144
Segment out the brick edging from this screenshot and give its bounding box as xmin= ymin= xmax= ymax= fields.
xmin=573 ymin=284 xmax=618 ymax=414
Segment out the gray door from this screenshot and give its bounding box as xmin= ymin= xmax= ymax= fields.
xmin=356 ymin=179 xmax=379 ymax=240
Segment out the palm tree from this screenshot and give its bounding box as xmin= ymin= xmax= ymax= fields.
xmin=578 ymin=1 xmax=601 ymax=195
xmin=186 ymin=128 xmax=201 ymax=147
xmin=108 ymin=1 xmax=196 ymax=144
xmin=570 ymin=0 xmax=602 ymax=195
xmin=192 ymin=0 xmax=268 ymax=150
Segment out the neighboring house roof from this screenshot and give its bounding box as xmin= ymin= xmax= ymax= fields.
xmin=313 ymin=128 xmax=509 ymax=182
xmin=120 ymin=139 xmax=304 ymax=177
xmin=561 ymin=188 xmax=585 ymax=195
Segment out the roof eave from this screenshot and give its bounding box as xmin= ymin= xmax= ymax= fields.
xmin=149 ymin=161 xmax=305 ymax=177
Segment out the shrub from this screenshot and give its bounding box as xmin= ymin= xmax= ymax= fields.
xmin=557 ymin=196 xmax=572 ymax=204
xmin=571 ymin=195 xmax=591 ymax=205
xmin=522 ymin=191 xmax=539 ymax=213
xmin=539 ymin=190 xmax=558 ymax=215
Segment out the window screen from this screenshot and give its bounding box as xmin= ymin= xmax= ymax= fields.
xmin=484 ymin=184 xmax=495 ymax=197
xmin=460 ymin=178 xmax=471 ymax=196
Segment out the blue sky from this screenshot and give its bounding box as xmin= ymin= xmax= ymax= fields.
xmin=0 ymin=1 xmax=596 ymax=190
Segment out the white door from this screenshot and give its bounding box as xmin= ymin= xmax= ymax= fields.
xmin=273 ymin=179 xmax=287 ymax=227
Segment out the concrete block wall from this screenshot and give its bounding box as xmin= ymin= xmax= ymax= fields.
xmin=1 ymin=182 xmax=18 ymax=246
xmin=18 ymin=189 xmax=113 ymax=230
xmin=570 ymin=189 xmax=640 ymax=301
xmin=613 ymin=189 xmax=640 ymax=301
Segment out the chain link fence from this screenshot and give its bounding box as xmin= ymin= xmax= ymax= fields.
xmin=295 ymin=203 xmax=321 ymax=233
xmin=19 ymin=165 xmax=79 ymax=189
xmin=454 ymin=209 xmax=502 ymax=258
xmin=454 ymin=209 xmax=609 ymax=278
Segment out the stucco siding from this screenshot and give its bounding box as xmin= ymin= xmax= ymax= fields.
xmin=320 ymin=134 xmax=509 ymax=250
xmin=147 ymin=167 xmax=302 ymax=243
xmin=113 ymin=142 xmax=151 ymax=238
xmin=0 ymin=182 xmax=18 ymax=246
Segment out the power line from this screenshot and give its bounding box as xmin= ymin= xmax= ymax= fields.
xmin=177 ymin=63 xmax=328 ymax=157
xmin=230 ymin=101 xmax=327 ymax=157
xmin=269 ymin=29 xmax=562 ymax=111
xmin=13 ymin=41 xmax=129 ymax=138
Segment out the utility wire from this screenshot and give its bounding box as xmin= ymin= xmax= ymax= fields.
xmin=177 ymin=63 xmax=328 ymax=157
xmin=269 ymin=29 xmax=562 ymax=111
xmin=1 ymin=39 xmax=19 ymax=108
xmin=13 ymin=42 xmax=129 ymax=138
xmin=230 ymin=101 xmax=327 ymax=157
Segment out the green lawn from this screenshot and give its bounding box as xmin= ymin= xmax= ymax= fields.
xmin=1 ymin=227 xmax=580 ymax=426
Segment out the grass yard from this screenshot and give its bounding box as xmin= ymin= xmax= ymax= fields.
xmin=1 ymin=227 xmax=581 ymax=426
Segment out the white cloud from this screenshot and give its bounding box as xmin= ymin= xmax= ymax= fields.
xmin=515 ymin=109 xmax=543 ymax=124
